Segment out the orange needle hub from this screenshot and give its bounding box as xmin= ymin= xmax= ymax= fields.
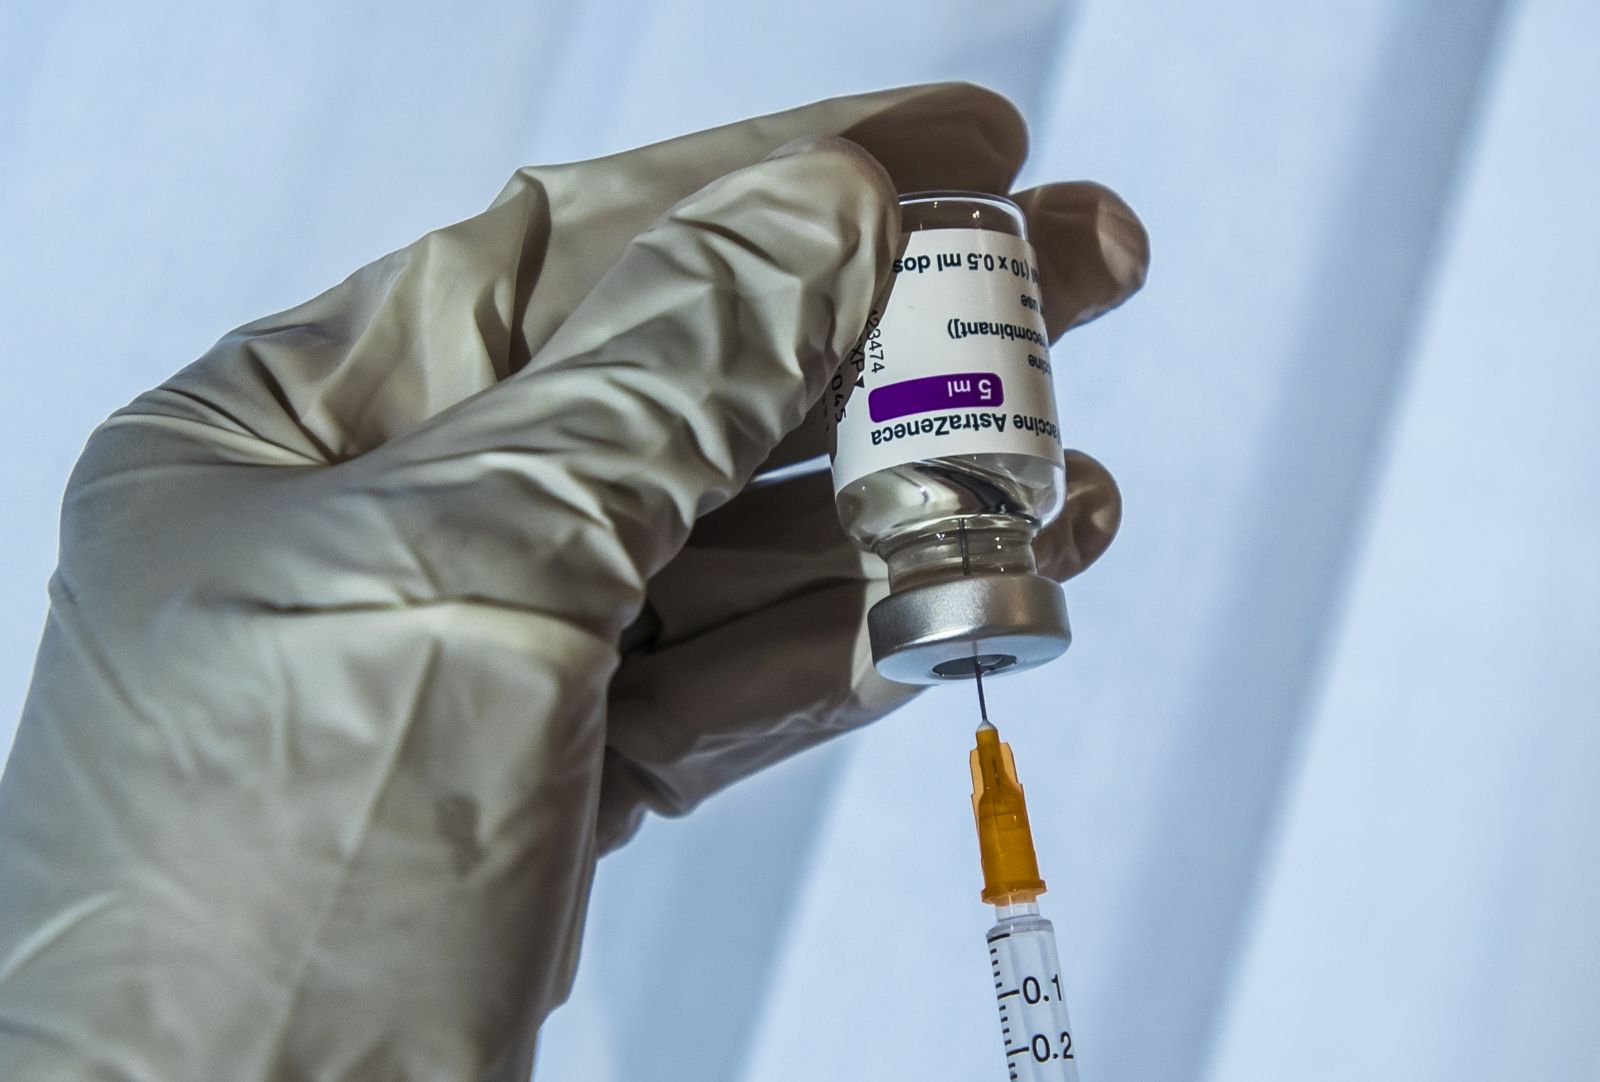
xmin=970 ymin=721 xmax=1047 ymax=905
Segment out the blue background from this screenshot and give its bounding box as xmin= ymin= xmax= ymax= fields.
xmin=2 ymin=2 xmax=1596 ymax=1079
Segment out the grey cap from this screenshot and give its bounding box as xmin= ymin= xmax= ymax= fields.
xmin=866 ymin=573 xmax=1071 ymax=685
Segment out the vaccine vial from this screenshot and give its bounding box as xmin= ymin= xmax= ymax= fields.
xmin=828 ymin=192 xmax=1070 ymax=684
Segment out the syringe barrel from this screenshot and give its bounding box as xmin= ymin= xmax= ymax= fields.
xmin=987 ymin=912 xmax=1078 ymax=1081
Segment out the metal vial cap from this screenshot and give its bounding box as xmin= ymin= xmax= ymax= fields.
xmin=866 ymin=573 xmax=1071 ymax=685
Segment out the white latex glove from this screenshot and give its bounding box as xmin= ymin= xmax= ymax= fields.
xmin=0 ymin=83 xmax=1147 ymax=1080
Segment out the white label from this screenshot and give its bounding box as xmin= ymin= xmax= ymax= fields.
xmin=828 ymin=228 xmax=1061 ymax=492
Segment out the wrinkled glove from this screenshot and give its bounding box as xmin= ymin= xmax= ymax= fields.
xmin=0 ymin=82 xmax=1147 ymax=1080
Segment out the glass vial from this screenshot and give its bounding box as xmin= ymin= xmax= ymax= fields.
xmin=828 ymin=192 xmax=1070 ymax=684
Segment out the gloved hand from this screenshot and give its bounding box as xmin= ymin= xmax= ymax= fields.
xmin=0 ymin=82 xmax=1147 ymax=1080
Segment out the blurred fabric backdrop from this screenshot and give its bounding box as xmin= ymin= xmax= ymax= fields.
xmin=2 ymin=1 xmax=1597 ymax=1080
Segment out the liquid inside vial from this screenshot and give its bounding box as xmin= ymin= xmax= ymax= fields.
xmin=835 ymin=452 xmax=1064 ymax=587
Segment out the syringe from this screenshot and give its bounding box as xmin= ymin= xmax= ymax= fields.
xmin=969 ymin=672 xmax=1079 ymax=1081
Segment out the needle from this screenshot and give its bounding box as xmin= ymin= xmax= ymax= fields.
xmin=959 ymin=517 xmax=992 ymax=723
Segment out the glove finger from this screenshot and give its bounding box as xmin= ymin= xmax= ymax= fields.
xmin=513 ymin=82 xmax=1026 ymax=374
xmin=599 ymin=568 xmax=913 ymax=853
xmin=358 ymin=136 xmax=898 ymax=641
xmin=1034 ymin=449 xmax=1122 ymax=580
xmin=1012 ymin=182 xmax=1150 ymax=338
xmin=596 ymin=448 xmax=1119 ymax=846
xmin=137 ymin=84 xmax=1024 ymax=468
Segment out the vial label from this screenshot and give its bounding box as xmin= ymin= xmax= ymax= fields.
xmin=829 ymin=228 xmax=1062 ymax=492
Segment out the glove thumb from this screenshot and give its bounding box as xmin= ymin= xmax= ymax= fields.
xmin=367 ymin=135 xmax=899 ymax=639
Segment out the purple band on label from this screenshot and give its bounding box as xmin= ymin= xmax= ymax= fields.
xmin=868 ymin=372 xmax=1005 ymax=422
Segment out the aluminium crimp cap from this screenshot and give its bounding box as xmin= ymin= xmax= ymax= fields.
xmin=866 ymin=572 xmax=1071 ymax=685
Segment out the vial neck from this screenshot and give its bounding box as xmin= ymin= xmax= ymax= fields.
xmin=879 ymin=516 xmax=1039 ymax=592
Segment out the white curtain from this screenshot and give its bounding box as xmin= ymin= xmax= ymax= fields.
xmin=2 ymin=2 xmax=1595 ymax=1080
